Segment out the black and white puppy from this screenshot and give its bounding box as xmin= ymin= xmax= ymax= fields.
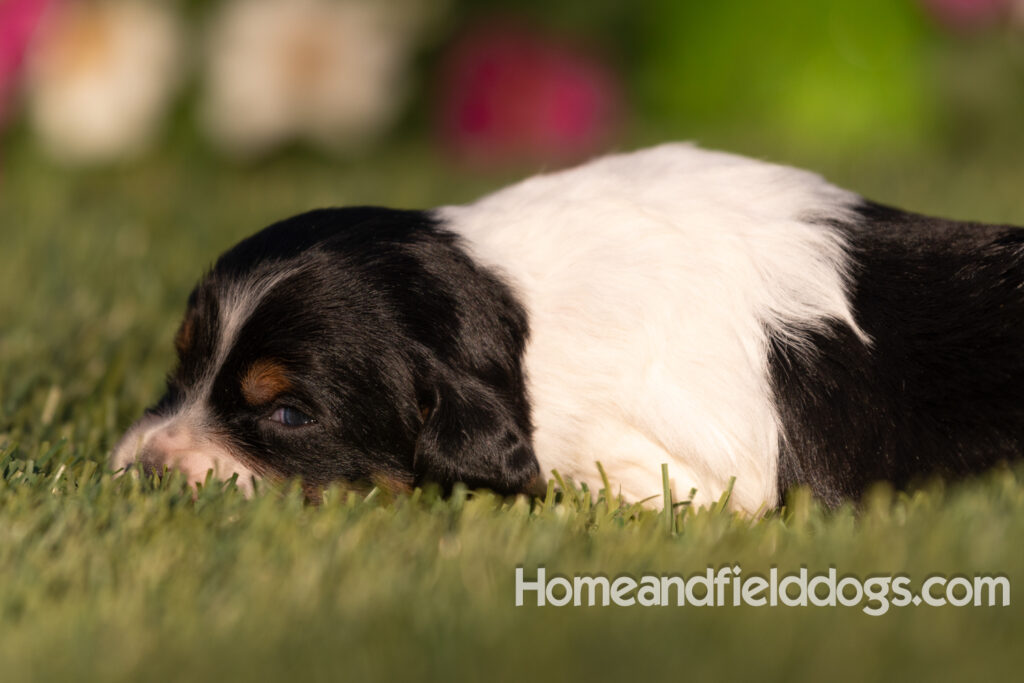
xmin=112 ymin=144 xmax=1024 ymax=512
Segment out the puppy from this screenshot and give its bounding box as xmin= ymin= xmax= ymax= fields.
xmin=112 ymin=144 xmax=1024 ymax=512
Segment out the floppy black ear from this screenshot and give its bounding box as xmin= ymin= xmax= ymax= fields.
xmin=413 ymin=377 xmax=541 ymax=495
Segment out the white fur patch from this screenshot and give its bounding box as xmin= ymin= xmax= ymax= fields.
xmin=440 ymin=143 xmax=864 ymax=513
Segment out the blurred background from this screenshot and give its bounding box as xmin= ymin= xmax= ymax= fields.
xmin=1 ymin=0 xmax=1023 ymax=178
xmin=2 ymin=0 xmax=1024 ymax=437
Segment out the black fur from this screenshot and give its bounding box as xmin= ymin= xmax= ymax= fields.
xmin=771 ymin=202 xmax=1024 ymax=506
xmin=156 ymin=207 xmax=539 ymax=494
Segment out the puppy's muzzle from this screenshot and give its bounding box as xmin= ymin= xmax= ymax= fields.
xmin=112 ymin=413 xmax=260 ymax=494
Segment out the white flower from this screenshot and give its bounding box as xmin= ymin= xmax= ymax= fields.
xmin=24 ymin=0 xmax=183 ymax=164
xmin=201 ymin=0 xmax=434 ymax=157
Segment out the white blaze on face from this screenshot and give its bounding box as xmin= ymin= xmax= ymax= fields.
xmin=111 ymin=410 xmax=260 ymax=495
xmin=111 ymin=262 xmax=304 ymax=494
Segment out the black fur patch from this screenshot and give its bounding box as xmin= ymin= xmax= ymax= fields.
xmin=155 ymin=208 xmax=539 ymax=494
xmin=771 ymin=202 xmax=1024 ymax=506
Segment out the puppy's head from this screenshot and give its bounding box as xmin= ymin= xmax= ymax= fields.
xmin=112 ymin=207 xmax=540 ymax=497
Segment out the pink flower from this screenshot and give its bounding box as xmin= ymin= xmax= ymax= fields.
xmin=437 ymin=20 xmax=623 ymax=169
xmin=0 ymin=0 xmax=50 ymax=124
xmin=921 ymin=0 xmax=1009 ymax=29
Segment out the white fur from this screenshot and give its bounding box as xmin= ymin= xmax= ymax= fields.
xmin=441 ymin=144 xmax=864 ymax=513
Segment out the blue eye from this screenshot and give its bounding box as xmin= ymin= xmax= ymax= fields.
xmin=269 ymin=406 xmax=315 ymax=427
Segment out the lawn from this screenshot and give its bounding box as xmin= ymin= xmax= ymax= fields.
xmin=2 ymin=138 xmax=1023 ymax=682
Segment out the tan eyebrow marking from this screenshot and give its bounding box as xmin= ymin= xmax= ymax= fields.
xmin=241 ymin=359 xmax=291 ymax=406
xmin=174 ymin=316 xmax=194 ymax=356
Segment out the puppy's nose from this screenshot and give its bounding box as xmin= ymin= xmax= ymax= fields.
xmin=134 ymin=426 xmax=196 ymax=480
xmin=139 ymin=451 xmax=169 ymax=479
xmin=113 ymin=416 xmax=260 ymax=495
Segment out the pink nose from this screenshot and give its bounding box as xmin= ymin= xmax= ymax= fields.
xmin=114 ymin=415 xmax=260 ymax=495
xmin=137 ymin=425 xmax=198 ymax=478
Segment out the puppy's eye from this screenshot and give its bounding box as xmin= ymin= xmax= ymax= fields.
xmin=269 ymin=406 xmax=315 ymax=427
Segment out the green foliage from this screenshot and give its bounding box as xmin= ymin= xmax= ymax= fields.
xmin=2 ymin=143 xmax=1024 ymax=681
xmin=631 ymin=0 xmax=938 ymax=153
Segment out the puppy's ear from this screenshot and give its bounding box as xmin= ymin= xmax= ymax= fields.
xmin=413 ymin=378 xmax=541 ymax=495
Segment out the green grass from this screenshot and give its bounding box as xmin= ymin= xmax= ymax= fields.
xmin=2 ymin=139 xmax=1024 ymax=682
